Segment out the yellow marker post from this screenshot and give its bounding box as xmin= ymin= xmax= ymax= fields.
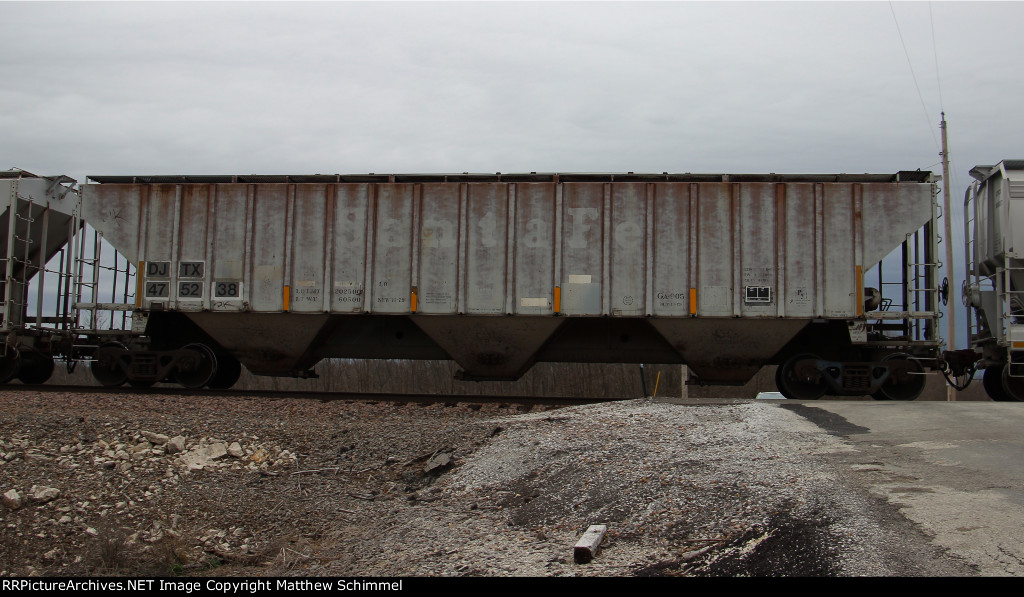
xmin=283 ymin=285 xmax=291 ymax=311
xmin=554 ymin=286 xmax=561 ymax=313
xmin=689 ymin=288 xmax=697 ymax=315
xmin=136 ymin=261 xmax=145 ymax=307
xmin=856 ymin=265 xmax=864 ymax=316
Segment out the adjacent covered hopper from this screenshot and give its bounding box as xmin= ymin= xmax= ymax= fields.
xmin=960 ymin=160 xmax=1024 ymax=400
xmin=0 ymin=170 xmax=80 ymax=330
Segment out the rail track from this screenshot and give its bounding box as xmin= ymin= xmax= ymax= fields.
xmin=0 ymin=382 xmax=624 ymax=406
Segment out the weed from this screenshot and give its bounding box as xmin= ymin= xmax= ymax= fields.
xmin=149 ymin=534 xmax=192 ymax=576
xmin=94 ymin=524 xmax=132 ymax=573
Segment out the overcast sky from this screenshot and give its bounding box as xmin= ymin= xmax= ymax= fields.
xmin=4 ymin=1 xmax=1022 ymax=349
xmin=5 ymin=1 xmax=1023 ymax=188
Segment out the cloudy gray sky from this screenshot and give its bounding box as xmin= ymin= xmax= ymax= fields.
xmin=5 ymin=1 xmax=1022 ymax=187
xmin=4 ymin=1 xmax=1023 ymax=346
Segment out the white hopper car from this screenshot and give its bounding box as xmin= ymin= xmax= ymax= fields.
xmin=1 ymin=169 xmax=946 ymax=399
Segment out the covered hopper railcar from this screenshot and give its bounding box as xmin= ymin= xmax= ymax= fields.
xmin=76 ymin=171 xmax=943 ymax=399
xmin=0 ymin=170 xmax=82 ymax=384
xmin=955 ymin=160 xmax=1024 ymax=400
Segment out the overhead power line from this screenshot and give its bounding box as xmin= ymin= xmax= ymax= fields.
xmin=889 ymin=1 xmax=940 ymax=152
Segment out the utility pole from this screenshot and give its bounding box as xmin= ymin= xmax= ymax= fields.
xmin=940 ymin=112 xmax=956 ymax=401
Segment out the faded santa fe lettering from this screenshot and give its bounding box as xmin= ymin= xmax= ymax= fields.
xmin=477 ymin=210 xmax=498 ymax=247
xmin=522 ymin=218 xmax=548 ymax=248
xmin=422 ymin=218 xmax=456 ymax=248
xmin=615 ymin=220 xmax=643 ymax=248
xmin=566 ymin=207 xmax=599 ymax=249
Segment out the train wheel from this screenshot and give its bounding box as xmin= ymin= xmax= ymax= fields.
xmin=0 ymin=348 xmax=20 ymax=384
xmin=983 ymin=366 xmax=1011 ymax=401
xmin=776 ymin=354 xmax=826 ymax=400
xmin=91 ymin=342 xmax=129 ymax=387
xmin=871 ymin=353 xmax=925 ymax=401
xmin=175 ymin=343 xmax=218 ymax=389
xmin=1000 ymin=366 xmax=1024 ymax=402
xmin=16 ymin=349 xmax=54 ymax=385
xmin=208 ymin=353 xmax=241 ymax=389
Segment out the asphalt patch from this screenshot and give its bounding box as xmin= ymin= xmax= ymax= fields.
xmin=692 ymin=509 xmax=842 ymax=577
xmin=632 ymin=508 xmax=842 ymax=577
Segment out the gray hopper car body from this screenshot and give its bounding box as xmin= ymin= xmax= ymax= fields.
xmin=960 ymin=160 xmax=1024 ymax=400
xmin=0 ymin=171 xmax=81 ymax=384
xmin=80 ymin=171 xmax=943 ymax=398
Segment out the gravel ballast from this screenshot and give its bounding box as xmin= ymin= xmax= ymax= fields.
xmin=0 ymin=390 xmax=970 ymax=576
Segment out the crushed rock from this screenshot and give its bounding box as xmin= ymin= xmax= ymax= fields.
xmin=0 ymin=391 xmax=969 ymax=577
